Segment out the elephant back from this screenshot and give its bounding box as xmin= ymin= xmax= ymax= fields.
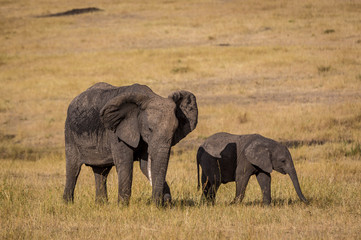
xmin=66 ymin=83 xmax=153 ymax=136
xmin=201 ymin=132 xmax=239 ymax=158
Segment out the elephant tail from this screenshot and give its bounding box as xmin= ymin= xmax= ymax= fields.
xmin=196 ymin=147 xmax=204 ymax=191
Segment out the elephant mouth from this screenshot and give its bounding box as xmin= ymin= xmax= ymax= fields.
xmin=275 ymin=167 xmax=286 ymax=175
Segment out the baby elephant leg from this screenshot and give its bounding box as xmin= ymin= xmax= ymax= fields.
xmin=232 ymin=174 xmax=252 ymax=204
xmin=200 ymin=157 xmax=221 ymax=205
xmin=256 ymin=172 xmax=271 ymax=205
xmin=201 ymin=173 xmax=219 ymax=205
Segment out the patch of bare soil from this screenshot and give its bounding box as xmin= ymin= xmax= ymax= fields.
xmin=38 ymin=7 xmax=102 ymax=18
xmin=193 ymin=74 xmax=361 ymax=106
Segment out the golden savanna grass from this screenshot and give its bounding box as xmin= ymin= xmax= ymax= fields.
xmin=1 ymin=0 xmax=361 ymax=239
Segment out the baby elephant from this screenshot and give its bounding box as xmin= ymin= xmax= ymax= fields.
xmin=197 ymin=132 xmax=308 ymax=205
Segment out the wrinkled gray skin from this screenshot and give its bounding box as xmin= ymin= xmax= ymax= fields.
xmin=197 ymin=132 xmax=308 ymax=205
xmin=63 ymin=83 xmax=198 ymax=206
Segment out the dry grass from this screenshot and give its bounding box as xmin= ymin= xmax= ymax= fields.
xmin=1 ymin=152 xmax=360 ymax=239
xmin=1 ymin=0 xmax=361 ymax=239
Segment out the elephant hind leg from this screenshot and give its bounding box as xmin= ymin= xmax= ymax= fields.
xmin=201 ymin=173 xmax=219 ymax=205
xmin=92 ymin=166 xmax=112 ymax=203
xmin=63 ymin=153 xmax=82 ymax=203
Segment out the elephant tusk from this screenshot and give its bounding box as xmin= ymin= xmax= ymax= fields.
xmin=148 ymin=156 xmax=152 ymax=186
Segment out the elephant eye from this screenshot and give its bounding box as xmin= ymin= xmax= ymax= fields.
xmin=148 ymin=127 xmax=153 ymax=132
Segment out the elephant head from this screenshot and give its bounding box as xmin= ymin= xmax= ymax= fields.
xmin=244 ymin=138 xmax=308 ymax=203
xmin=99 ymin=84 xmax=198 ymax=204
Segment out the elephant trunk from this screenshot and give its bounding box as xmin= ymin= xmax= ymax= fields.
xmin=150 ymin=145 xmax=170 ymax=206
xmin=288 ymin=168 xmax=308 ymax=204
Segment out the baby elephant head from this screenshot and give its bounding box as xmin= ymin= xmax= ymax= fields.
xmin=245 ymin=138 xmax=308 ymax=203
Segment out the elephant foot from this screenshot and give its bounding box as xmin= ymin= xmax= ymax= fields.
xmin=163 ymin=193 xmax=172 ymax=204
xmin=262 ymin=197 xmax=271 ymax=206
xmin=200 ymin=196 xmax=215 ymax=206
xmin=118 ymin=196 xmax=130 ymax=207
xmin=152 ymin=194 xmax=172 ymax=207
xmin=230 ymin=197 xmax=243 ymax=205
xmin=206 ymin=200 xmax=215 ymax=206
xmin=63 ymin=193 xmax=74 ymax=204
xmin=229 ymin=200 xmax=237 ymax=205
xmin=163 ymin=194 xmax=172 ymax=207
xmin=95 ymin=196 xmax=108 ymax=204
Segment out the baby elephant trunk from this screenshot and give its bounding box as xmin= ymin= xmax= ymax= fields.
xmin=288 ymin=169 xmax=308 ymax=204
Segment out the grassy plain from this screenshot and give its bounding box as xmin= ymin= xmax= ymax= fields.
xmin=1 ymin=0 xmax=361 ymax=239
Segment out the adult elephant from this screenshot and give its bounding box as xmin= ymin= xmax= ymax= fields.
xmin=197 ymin=132 xmax=308 ymax=205
xmin=63 ymin=82 xmax=198 ymax=206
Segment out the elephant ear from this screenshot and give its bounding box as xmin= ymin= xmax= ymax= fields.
xmin=100 ymin=84 xmax=152 ymax=148
xmin=201 ymin=133 xmax=235 ymax=158
xmin=168 ymin=90 xmax=198 ymax=146
xmin=244 ymin=140 xmax=273 ymax=173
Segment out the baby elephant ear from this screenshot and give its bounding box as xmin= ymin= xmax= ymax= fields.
xmin=244 ymin=140 xmax=273 ymax=173
xmin=201 ymin=141 xmax=228 ymax=158
xmin=169 ymin=90 xmax=198 ymax=146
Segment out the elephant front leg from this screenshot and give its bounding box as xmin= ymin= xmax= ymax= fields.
xmin=92 ymin=166 xmax=112 ymax=203
xmin=256 ymin=172 xmax=271 ymax=205
xmin=112 ymin=142 xmax=134 ymax=206
xmin=115 ymin=160 xmax=133 ymax=206
xmin=139 ymin=158 xmax=172 ymax=203
xmin=232 ymin=174 xmax=252 ymax=204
